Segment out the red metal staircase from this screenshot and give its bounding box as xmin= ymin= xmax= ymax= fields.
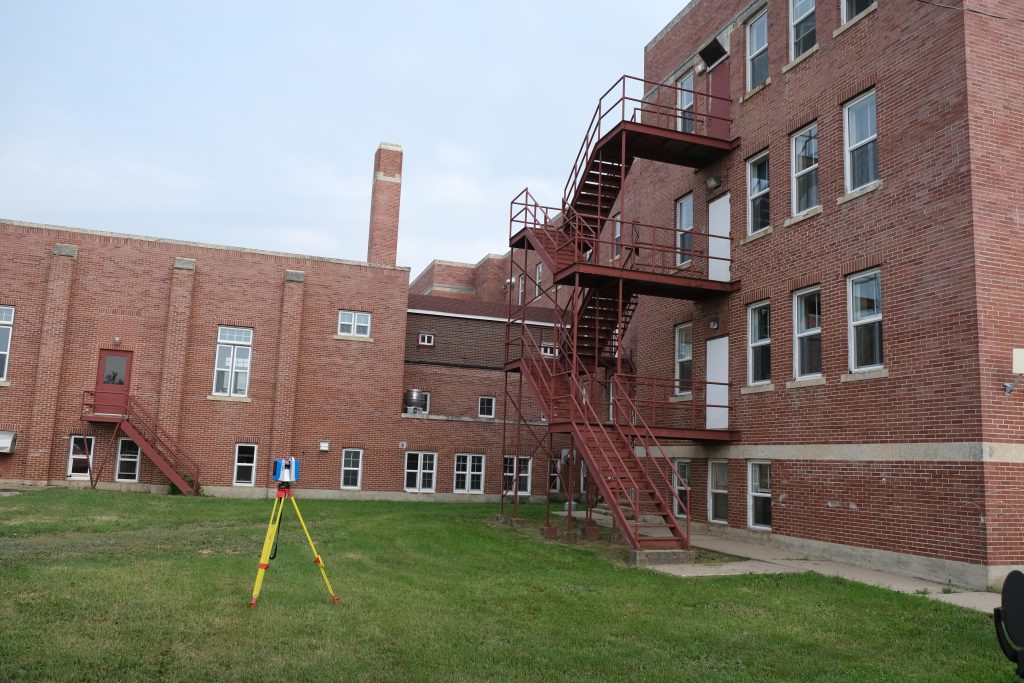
xmin=82 ymin=390 xmax=201 ymax=495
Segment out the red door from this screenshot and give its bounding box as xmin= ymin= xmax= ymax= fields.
xmin=707 ymin=58 xmax=731 ymax=140
xmin=95 ymin=350 xmax=133 ymax=415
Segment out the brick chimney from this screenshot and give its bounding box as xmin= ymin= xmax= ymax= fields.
xmin=367 ymin=142 xmax=403 ymax=266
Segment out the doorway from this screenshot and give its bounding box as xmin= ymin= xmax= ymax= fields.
xmin=95 ymin=350 xmax=133 ymax=415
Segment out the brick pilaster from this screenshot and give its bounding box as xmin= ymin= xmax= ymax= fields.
xmin=157 ymin=257 xmax=197 ymax=440
xmin=268 ymin=270 xmax=305 ymax=462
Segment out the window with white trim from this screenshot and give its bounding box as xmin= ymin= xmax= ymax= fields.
xmin=454 ymin=454 xmax=485 ymax=494
xmin=747 ymin=10 xmax=769 ymax=91
xmin=0 ymin=305 xmax=13 ymax=381
xmin=405 ymin=452 xmax=436 ymax=492
xmin=341 ymin=448 xmax=362 ymax=489
xmin=791 ymin=0 xmax=816 ymax=60
xmin=748 ymin=302 xmax=771 ymax=385
xmin=791 ymin=123 xmax=819 ymax=215
xmin=709 ymin=460 xmax=729 ymax=523
xmin=606 ymin=381 xmax=615 ymax=423
xmin=613 ymin=213 xmax=622 ymax=259
xmin=534 ymin=263 xmax=543 ymax=298
xmin=418 ymin=333 xmax=435 ymax=347
xmin=213 ymin=326 xmax=252 ymax=397
xmin=478 ymin=396 xmax=495 ymax=418
xmin=848 ymin=269 xmax=883 ymax=371
xmin=748 ymin=151 xmax=770 ymax=234
xmin=234 ymin=444 xmax=257 ymax=486
xmin=503 ymin=456 xmax=531 ymax=495
xmin=673 ymin=460 xmax=691 ymax=518
xmin=421 ymin=391 xmax=431 ymax=415
xmin=115 ymin=438 xmax=140 ymax=483
xmin=749 ymin=461 xmax=772 ymax=529
xmin=67 ymin=436 xmax=94 ymax=480
xmin=676 ymin=194 xmax=693 ymax=267
xmin=338 ymin=310 xmax=371 ymax=337
xmin=549 ymin=457 xmax=561 ymax=493
xmin=842 ymin=0 xmax=873 ymax=23
xmin=675 ymin=323 xmax=693 ymax=395
xmin=678 ymin=72 xmax=695 ymax=133
xmin=540 ymin=342 xmax=557 ymax=359
xmin=518 ymin=275 xmax=525 ymax=306
xmin=844 ymin=90 xmax=878 ymax=192
xmin=794 ymin=287 xmax=822 ymax=378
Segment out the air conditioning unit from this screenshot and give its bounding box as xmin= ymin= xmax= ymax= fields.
xmin=0 ymin=431 xmax=16 ymax=454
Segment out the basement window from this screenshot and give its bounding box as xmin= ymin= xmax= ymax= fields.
xmin=454 ymin=454 xmax=485 ymax=494
xmin=67 ymin=436 xmax=94 ymax=480
xmin=234 ymin=444 xmax=257 ymax=486
xmin=115 ymin=438 xmax=140 ymax=483
xmin=418 ymin=332 xmax=435 ymax=347
xmin=749 ymin=461 xmax=772 ymax=530
xmin=341 ymin=449 xmax=362 ymax=490
xmin=673 ymin=460 xmax=690 ymax=518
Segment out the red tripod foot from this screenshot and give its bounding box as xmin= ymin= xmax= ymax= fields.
xmin=249 ymin=598 xmax=257 ymax=608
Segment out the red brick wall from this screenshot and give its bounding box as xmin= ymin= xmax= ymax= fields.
xmin=367 ymin=144 xmax=402 ymax=266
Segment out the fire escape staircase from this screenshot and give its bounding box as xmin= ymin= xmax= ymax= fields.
xmin=82 ymin=391 xmax=201 ymax=495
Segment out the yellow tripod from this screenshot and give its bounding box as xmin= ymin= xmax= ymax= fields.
xmin=249 ymin=482 xmax=339 ymax=607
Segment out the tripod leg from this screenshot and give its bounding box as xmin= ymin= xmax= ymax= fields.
xmin=289 ymin=494 xmax=340 ymax=605
xmin=250 ymin=494 xmax=285 ymax=607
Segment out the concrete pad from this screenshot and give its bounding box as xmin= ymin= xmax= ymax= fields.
xmin=630 ymin=549 xmax=695 ymax=566
xmin=653 ymin=560 xmax=801 ymax=578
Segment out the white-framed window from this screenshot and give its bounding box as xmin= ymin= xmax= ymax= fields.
xmin=675 ymin=194 xmax=693 ymax=267
xmin=534 ymin=263 xmax=543 ymax=298
xmin=674 ymin=323 xmax=693 ymax=395
xmin=606 ymin=381 xmax=616 ymax=423
xmin=844 ymin=90 xmax=878 ymax=193
xmin=115 ymin=438 xmax=141 ymax=483
xmin=842 ymin=0 xmax=873 ymax=24
xmin=67 ymin=435 xmax=94 ymax=480
xmin=747 ymin=151 xmax=770 ymax=234
xmin=518 ymin=275 xmax=525 ymax=306
xmin=678 ymin=72 xmax=695 ymax=134
xmin=709 ymin=460 xmax=729 ymax=523
xmin=418 ymin=332 xmax=435 ymax=347
xmin=794 ymin=286 xmax=822 ymax=378
xmin=673 ymin=460 xmax=691 ymax=518
xmin=848 ymin=269 xmax=883 ymax=371
xmin=748 ymin=301 xmax=771 ymax=385
xmin=338 ymin=310 xmax=371 ymax=337
xmin=405 ymin=452 xmax=436 ymax=492
xmin=213 ymin=326 xmax=252 ymax=397
xmin=549 ymin=457 xmax=561 ymax=493
xmin=540 ymin=342 xmax=558 ymax=359
xmin=503 ymin=456 xmax=531 ymax=495
xmin=478 ymin=396 xmax=496 ymax=418
xmin=791 ymin=0 xmax=816 ymax=60
xmin=747 ymin=9 xmax=769 ymax=91
xmin=791 ymin=122 xmax=819 ymax=215
xmin=749 ymin=461 xmax=772 ymax=530
xmin=454 ymin=454 xmax=485 ymax=494
xmin=613 ymin=213 xmax=622 ymax=259
xmin=233 ymin=444 xmax=257 ymax=486
xmin=421 ymin=391 xmax=431 ymax=415
xmin=0 ymin=305 xmax=13 ymax=381
xmin=341 ymin=448 xmax=362 ymax=489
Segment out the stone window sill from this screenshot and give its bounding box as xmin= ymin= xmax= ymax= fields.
xmin=837 ymin=179 xmax=883 ymax=206
xmin=740 ymin=78 xmax=771 ymax=104
xmin=783 ymin=206 xmax=822 ymax=227
xmin=740 ymin=226 xmax=772 ymax=246
xmin=786 ymin=376 xmax=826 ymax=389
xmin=0 ymin=380 xmax=10 ymax=388
xmin=833 ymin=3 xmax=877 ymax=38
xmin=207 ymin=394 xmax=252 ymax=403
xmin=333 ymin=334 xmax=374 ymax=342
xmin=741 ymin=383 xmax=774 ymax=395
xmin=840 ymin=368 xmax=889 ymax=383
xmin=668 ymin=393 xmax=693 ymax=403
xmin=782 ymin=45 xmax=819 ymax=74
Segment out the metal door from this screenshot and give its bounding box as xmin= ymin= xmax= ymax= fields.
xmin=95 ymin=350 xmax=133 ymax=415
xmin=706 ymin=336 xmax=729 ymax=430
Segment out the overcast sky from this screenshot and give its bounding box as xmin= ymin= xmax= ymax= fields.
xmin=0 ymin=2 xmax=687 ymax=278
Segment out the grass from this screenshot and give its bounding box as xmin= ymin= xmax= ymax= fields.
xmin=0 ymin=489 xmax=1010 ymax=682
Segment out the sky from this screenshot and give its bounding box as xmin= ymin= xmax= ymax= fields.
xmin=0 ymin=1 xmax=688 ymax=278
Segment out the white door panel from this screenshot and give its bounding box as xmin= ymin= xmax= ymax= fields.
xmin=706 ymin=336 xmax=729 ymax=430
xmin=708 ymin=193 xmax=731 ymax=283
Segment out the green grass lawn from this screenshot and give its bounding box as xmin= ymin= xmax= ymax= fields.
xmin=0 ymin=489 xmax=1010 ymax=682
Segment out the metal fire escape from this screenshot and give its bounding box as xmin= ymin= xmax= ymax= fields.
xmin=502 ymin=75 xmax=739 ymax=551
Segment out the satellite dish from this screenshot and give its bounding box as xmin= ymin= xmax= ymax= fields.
xmin=994 ymin=570 xmax=1024 ymax=679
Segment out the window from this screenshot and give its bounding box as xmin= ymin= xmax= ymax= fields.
xmin=613 ymin=213 xmax=622 ymax=259
xmin=518 ymin=275 xmax=525 ymax=306
xmin=534 ymin=263 xmax=542 ymax=298
xmin=405 ymin=452 xmax=436 ymax=492
xmin=678 ymin=72 xmax=695 ymax=134
xmin=675 ymin=323 xmax=693 ymax=395
xmin=748 ymin=151 xmax=770 ymax=234
xmin=341 ymin=449 xmax=362 ymax=489
xmin=749 ymin=461 xmax=772 ymax=529
xmin=791 ymin=0 xmax=816 ymax=60
xmin=503 ymin=456 xmax=531 ymax=495
xmin=794 ymin=287 xmax=822 ymax=378
xmin=421 ymin=391 xmax=431 ymax=415
xmin=338 ymin=310 xmax=371 ymax=337
xmin=67 ymin=436 xmax=94 ymax=480
xmin=418 ymin=333 xmax=435 ymax=347
xmin=549 ymin=457 xmax=561 ymax=493
xmin=747 ymin=10 xmax=769 ymax=91
xmin=478 ymin=396 xmax=496 ymax=418
xmin=842 ymin=0 xmax=873 ymax=23
xmin=606 ymin=381 xmax=615 ymax=423
xmin=234 ymin=444 xmax=257 ymax=486
xmin=454 ymin=454 xmax=485 ymax=494
xmin=540 ymin=342 xmax=557 ymax=359
xmin=791 ymin=123 xmax=819 ymax=215
xmin=844 ymin=90 xmax=878 ymax=192
xmin=675 ymin=194 xmax=693 ymax=266
xmin=848 ymin=270 xmax=883 ymax=371
xmin=213 ymin=326 xmax=252 ymax=397
xmin=709 ymin=460 xmax=729 ymax=523
xmin=0 ymin=305 xmax=12 ymax=381
xmin=673 ymin=460 xmax=691 ymax=517
xmin=115 ymin=438 xmax=140 ymax=483
xmin=748 ymin=302 xmax=771 ymax=385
